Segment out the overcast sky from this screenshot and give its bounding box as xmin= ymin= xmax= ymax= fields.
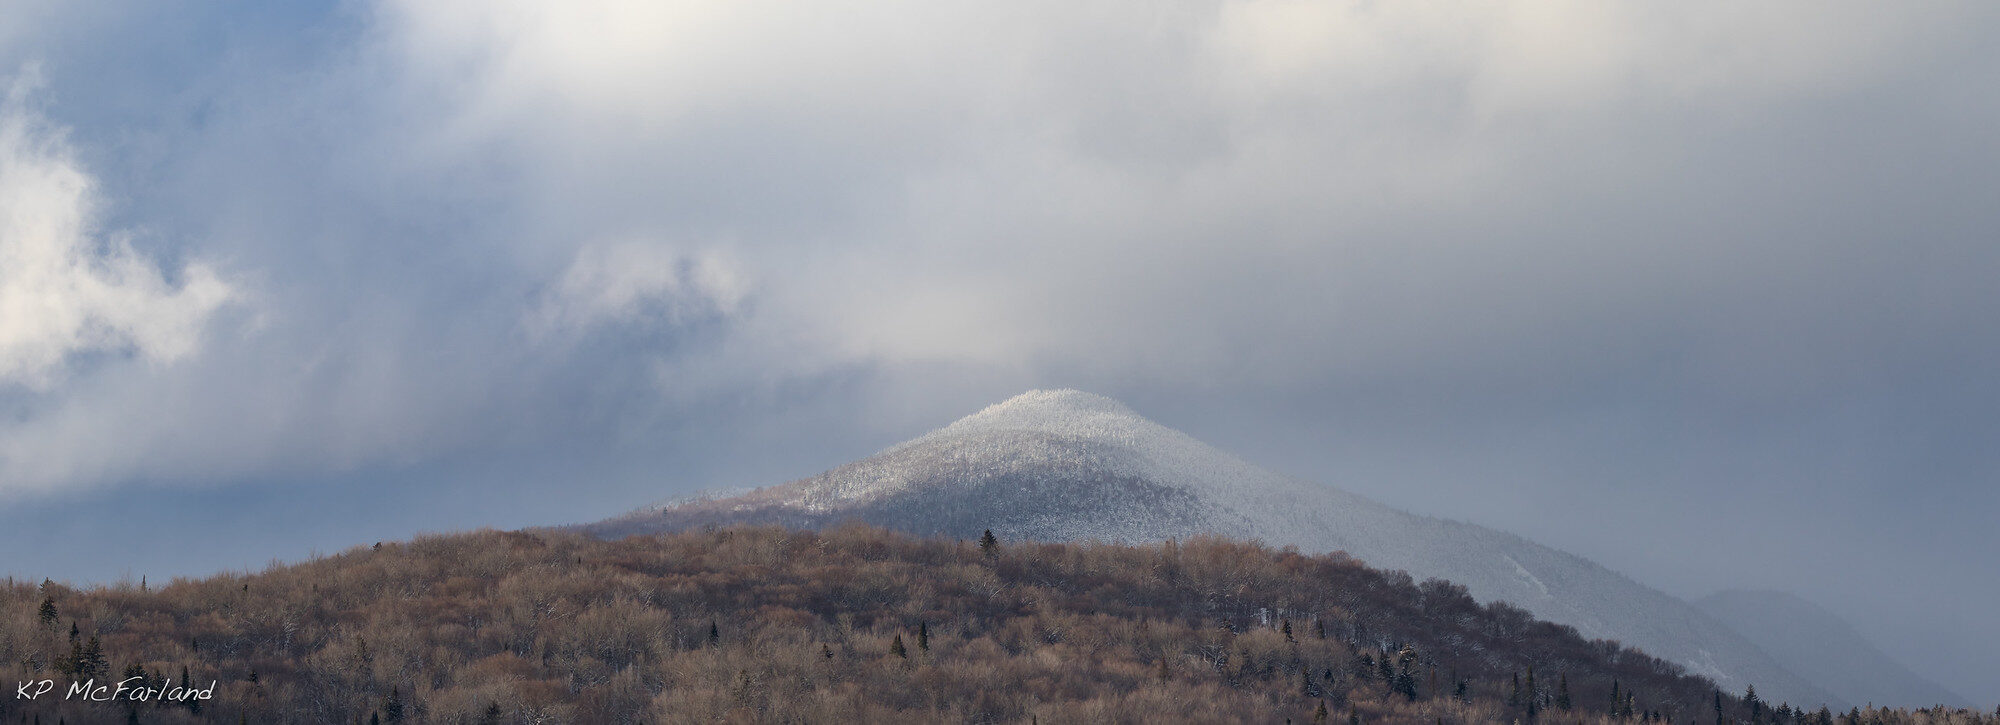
xmin=1 ymin=0 xmax=1995 ymax=703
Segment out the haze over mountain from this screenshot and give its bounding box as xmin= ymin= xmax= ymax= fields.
xmin=1696 ymin=590 xmax=1968 ymax=710
xmin=587 ymin=389 xmax=1840 ymax=708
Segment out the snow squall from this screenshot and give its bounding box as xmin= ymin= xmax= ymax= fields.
xmin=586 ymin=389 xmax=1838 ymax=708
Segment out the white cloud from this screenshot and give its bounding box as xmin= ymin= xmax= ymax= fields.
xmin=529 ymin=240 xmax=746 ymax=338
xmin=0 ymin=70 xmax=235 ymax=388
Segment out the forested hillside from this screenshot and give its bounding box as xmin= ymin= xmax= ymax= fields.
xmin=1 ymin=526 xmax=1989 ymax=724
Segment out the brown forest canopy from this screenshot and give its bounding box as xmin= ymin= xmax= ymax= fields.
xmin=1 ymin=526 xmax=1987 ymax=724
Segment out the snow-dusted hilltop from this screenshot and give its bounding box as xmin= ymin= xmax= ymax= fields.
xmin=585 ymin=389 xmax=1838 ymax=708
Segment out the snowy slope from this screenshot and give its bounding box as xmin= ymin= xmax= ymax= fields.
xmin=1696 ymin=590 xmax=1967 ymax=709
xmin=585 ymin=389 xmax=1840 ymax=708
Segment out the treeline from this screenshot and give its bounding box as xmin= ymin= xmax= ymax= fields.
xmin=0 ymin=525 xmax=1990 ymax=724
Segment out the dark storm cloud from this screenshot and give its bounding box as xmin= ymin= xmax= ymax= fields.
xmin=1 ymin=0 xmax=1996 ymax=702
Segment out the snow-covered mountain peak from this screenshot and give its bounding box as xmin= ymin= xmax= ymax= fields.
xmin=891 ymin=389 xmax=1273 ymax=503
xmin=926 ymin=389 xmax=1147 ymax=439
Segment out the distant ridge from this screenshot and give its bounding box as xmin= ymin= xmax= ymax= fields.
xmin=583 ymin=389 xmax=1841 ymax=708
xmin=1697 ymin=590 xmax=1968 ymax=709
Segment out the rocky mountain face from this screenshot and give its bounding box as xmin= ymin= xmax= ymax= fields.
xmin=583 ymin=389 xmax=1841 ymax=708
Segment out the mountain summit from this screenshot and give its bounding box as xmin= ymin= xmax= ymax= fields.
xmin=585 ymin=389 xmax=1838 ymax=707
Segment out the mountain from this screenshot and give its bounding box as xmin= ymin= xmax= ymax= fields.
xmin=585 ymin=389 xmax=1840 ymax=708
xmin=1696 ymin=590 xmax=1969 ymax=709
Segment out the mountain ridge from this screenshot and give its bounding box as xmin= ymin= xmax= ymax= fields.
xmin=1696 ymin=589 xmax=1969 ymax=709
xmin=583 ymin=389 xmax=1842 ymax=708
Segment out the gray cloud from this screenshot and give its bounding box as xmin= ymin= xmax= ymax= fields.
xmin=2 ymin=0 xmax=1997 ymax=702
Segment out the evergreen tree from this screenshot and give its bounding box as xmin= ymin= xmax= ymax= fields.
xmin=382 ymin=686 xmax=404 ymax=722
xmin=1525 ymin=665 xmax=1539 ymax=719
xmin=890 ymin=634 xmax=908 ymax=659
xmin=708 ymin=620 xmax=720 ymax=648
xmin=78 ymin=635 xmax=108 ymax=680
xmin=36 ymin=598 xmax=57 ymax=628
xmin=1744 ymin=684 xmax=1763 ymax=724
xmin=1556 ymin=673 xmax=1572 ymax=711
xmin=1509 ymin=671 xmax=1521 ymax=708
xmin=1715 ymin=690 xmax=1726 ymax=725
xmin=979 ymin=529 xmax=999 ymax=557
xmin=182 ymin=664 xmax=201 ymax=714
xmin=1348 ymin=704 xmax=1360 ymax=725
xmin=1392 ymin=662 xmax=1417 ymax=701
xmin=1314 ymin=619 xmax=1326 ymax=640
xmin=56 ymin=637 xmax=81 ymax=676
xmin=1609 ymin=679 xmax=1622 ymax=717
xmin=1313 ymin=700 xmax=1329 ymax=724
xmin=918 ymin=621 xmax=930 ymax=652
